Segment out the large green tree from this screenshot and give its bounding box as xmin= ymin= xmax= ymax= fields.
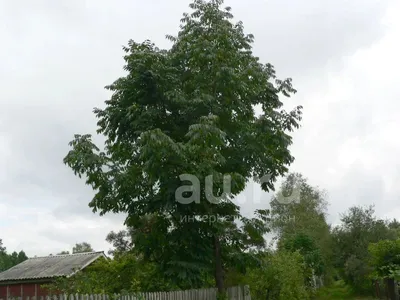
xmin=64 ymin=0 xmax=301 ymax=293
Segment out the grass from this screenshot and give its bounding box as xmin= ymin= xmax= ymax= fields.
xmin=314 ymin=280 xmax=377 ymax=300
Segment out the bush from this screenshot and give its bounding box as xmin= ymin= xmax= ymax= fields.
xmin=247 ymin=250 xmax=311 ymax=300
xmin=343 ymin=255 xmax=373 ymax=295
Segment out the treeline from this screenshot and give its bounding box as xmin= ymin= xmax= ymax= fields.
xmin=0 ymin=239 xmax=27 ymax=272
xmin=45 ymin=173 xmax=400 ymax=299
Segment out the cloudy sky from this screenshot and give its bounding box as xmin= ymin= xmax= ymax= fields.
xmin=0 ymin=0 xmax=399 ymax=256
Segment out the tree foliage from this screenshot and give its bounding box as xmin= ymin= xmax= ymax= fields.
xmin=270 ymin=173 xmax=332 ymax=283
xmin=369 ymin=239 xmax=400 ymax=280
xmin=56 ymin=242 xmax=94 ymax=255
xmin=63 ymin=0 xmax=301 ymax=291
xmin=73 ymin=242 xmax=94 ymax=254
xmin=0 ymin=239 xmax=28 ymax=272
xmin=331 ymin=205 xmax=398 ymax=294
xmin=270 ymin=173 xmax=328 ymax=239
xmin=247 ymin=250 xmax=311 ymax=300
xmin=45 ymin=253 xmax=178 ymax=295
xmin=106 ymin=229 xmax=134 ymax=255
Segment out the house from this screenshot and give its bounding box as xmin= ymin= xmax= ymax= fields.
xmin=0 ymin=251 xmax=106 ymax=298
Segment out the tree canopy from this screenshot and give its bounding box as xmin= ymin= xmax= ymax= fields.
xmin=56 ymin=242 xmax=94 ymax=255
xmin=73 ymin=242 xmax=94 ymax=254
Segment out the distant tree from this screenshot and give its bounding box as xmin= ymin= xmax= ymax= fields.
xmin=387 ymin=219 xmax=400 ymax=239
xmin=0 ymin=240 xmax=7 ymax=271
xmin=73 ymin=242 xmax=94 ymax=254
xmin=0 ymin=240 xmax=28 ymax=272
xmin=9 ymin=251 xmax=19 ymax=266
xmin=270 ymin=173 xmax=328 ymax=239
xmin=270 ymin=173 xmax=332 ymax=284
xmin=106 ymin=229 xmax=134 ymax=255
xmin=0 ymin=239 xmax=5 ymax=252
xmin=331 ymin=205 xmax=396 ymax=294
xmin=57 ymin=251 xmax=70 ymax=255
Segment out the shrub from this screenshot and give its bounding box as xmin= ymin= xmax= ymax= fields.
xmin=247 ymin=250 xmax=311 ymax=300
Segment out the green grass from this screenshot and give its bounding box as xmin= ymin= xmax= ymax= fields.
xmin=314 ymin=280 xmax=377 ymax=300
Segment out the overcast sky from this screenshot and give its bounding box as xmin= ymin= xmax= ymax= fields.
xmin=0 ymin=0 xmax=399 ymax=256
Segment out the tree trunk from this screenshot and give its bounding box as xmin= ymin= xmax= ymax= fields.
xmin=213 ymin=235 xmax=225 ymax=297
xmin=386 ymin=278 xmax=399 ymax=300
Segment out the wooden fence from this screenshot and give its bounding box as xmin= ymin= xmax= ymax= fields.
xmin=1 ymin=285 xmax=251 ymax=300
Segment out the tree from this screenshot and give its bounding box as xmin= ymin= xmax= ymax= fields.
xmin=270 ymin=173 xmax=328 ymax=239
xmin=0 ymin=239 xmax=5 ymax=253
xmin=73 ymin=242 xmax=94 ymax=254
xmin=369 ymin=239 xmax=400 ymax=300
xmin=106 ymin=229 xmax=134 ymax=255
xmin=0 ymin=240 xmax=28 ymax=272
xmin=0 ymin=240 xmax=8 ymax=272
xmin=64 ymin=0 xmax=302 ymax=293
xmin=17 ymin=250 xmax=28 ymax=263
xmin=331 ymin=205 xmax=396 ymax=294
xmin=283 ymin=233 xmax=325 ymax=279
xmin=270 ymin=173 xmax=332 ymax=284
xmin=57 ymin=242 xmax=93 ymax=255
xmin=387 ymin=219 xmax=400 ymax=239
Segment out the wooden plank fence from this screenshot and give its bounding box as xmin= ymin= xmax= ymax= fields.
xmin=1 ymin=285 xmax=250 ymax=300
